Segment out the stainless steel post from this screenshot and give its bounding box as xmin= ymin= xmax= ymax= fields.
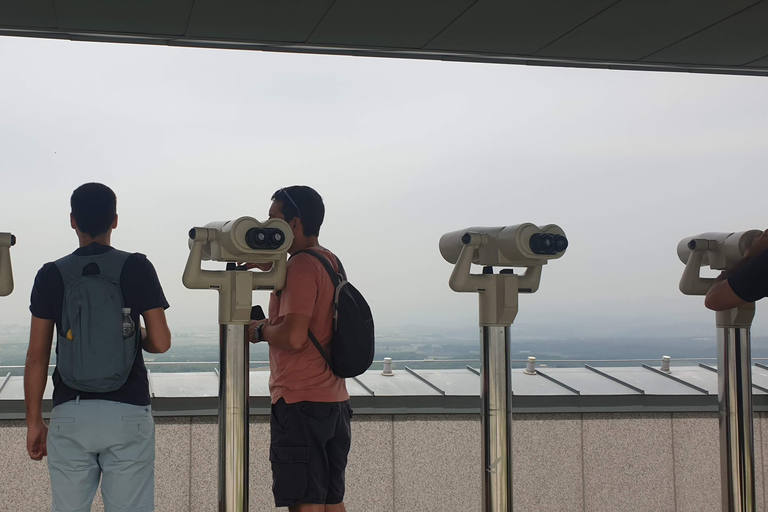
xmin=481 ymin=325 xmax=513 ymax=512
xmin=718 ymin=323 xmax=755 ymax=512
xmin=218 ymin=324 xmax=249 ymax=512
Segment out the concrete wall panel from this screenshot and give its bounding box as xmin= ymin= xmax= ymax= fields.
xmin=248 ymin=416 xmax=280 ymax=511
xmin=155 ymin=416 xmax=192 ymax=512
xmin=0 ymin=420 xmax=52 ymax=511
xmin=346 ymin=415 xmax=395 ymax=512
xmin=393 ymin=415 xmax=480 ymax=512
xmin=583 ymin=413 xmax=675 ymax=512
xmin=512 ymin=414 xmax=583 ymax=512
xmin=190 ymin=416 xmax=218 ymax=512
xmin=672 ymin=413 xmax=720 ymax=512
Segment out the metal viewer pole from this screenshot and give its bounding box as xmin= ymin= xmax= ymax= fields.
xmin=717 ymin=305 xmax=756 ymax=512
xmin=481 ymin=325 xmax=512 ymax=511
xmin=219 ymin=324 xmax=250 ymax=511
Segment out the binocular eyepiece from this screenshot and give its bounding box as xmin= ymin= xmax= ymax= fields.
xmin=529 ymin=233 xmax=568 ymax=255
xmin=245 ymin=228 xmax=285 ymax=250
xmin=187 ymin=217 xmax=293 ymax=263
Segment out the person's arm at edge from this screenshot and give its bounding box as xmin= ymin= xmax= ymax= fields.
xmin=141 ymin=307 xmax=171 ymax=354
xmin=706 ymin=230 xmax=768 ymax=311
xmin=24 ymin=315 xmax=53 ymax=460
xmin=253 ymin=313 xmax=310 ymax=351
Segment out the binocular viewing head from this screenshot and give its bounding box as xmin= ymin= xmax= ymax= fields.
xmin=0 ymin=233 xmax=15 ymax=248
xmin=188 ymin=217 xmax=293 ymax=263
xmin=440 ymin=223 xmax=568 ymax=267
xmin=0 ymin=232 xmax=14 ymax=297
xmin=677 ymin=230 xmax=761 ymax=271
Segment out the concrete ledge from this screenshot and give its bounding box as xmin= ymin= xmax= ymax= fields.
xmin=3 ymin=394 xmax=762 ymax=420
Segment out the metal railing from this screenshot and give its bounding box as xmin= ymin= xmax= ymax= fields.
xmin=6 ymin=356 xmax=768 ymax=376
xmin=0 ymin=356 xmax=738 ymax=371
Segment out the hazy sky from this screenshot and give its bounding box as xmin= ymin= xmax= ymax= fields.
xmin=1 ymin=35 xmax=767 ymax=338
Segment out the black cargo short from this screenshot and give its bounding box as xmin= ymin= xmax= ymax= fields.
xmin=270 ymin=398 xmax=353 ymax=508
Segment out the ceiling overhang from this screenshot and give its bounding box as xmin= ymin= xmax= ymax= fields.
xmin=1 ymin=0 xmax=767 ymax=77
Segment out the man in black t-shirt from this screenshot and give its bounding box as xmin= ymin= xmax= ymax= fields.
xmin=706 ymin=229 xmax=768 ymax=311
xmin=25 ymin=183 xmax=171 ymax=512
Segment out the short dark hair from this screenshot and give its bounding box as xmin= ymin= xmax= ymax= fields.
xmin=272 ymin=186 xmax=325 ymax=237
xmin=70 ymin=183 xmax=117 ymax=238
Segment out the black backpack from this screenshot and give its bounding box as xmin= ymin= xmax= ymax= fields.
xmin=297 ymin=249 xmax=375 ymax=378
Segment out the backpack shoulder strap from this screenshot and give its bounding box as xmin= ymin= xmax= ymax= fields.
xmin=295 ymin=249 xmax=344 ymax=286
xmin=53 ymin=253 xmax=82 ymax=286
xmin=308 ymin=329 xmax=332 ymax=367
xmin=54 ymin=249 xmax=132 ymax=285
xmin=291 ymin=249 xmax=342 ymax=372
xmin=95 ymin=249 xmax=132 ymax=281
xmin=334 ymin=256 xmax=347 ymax=281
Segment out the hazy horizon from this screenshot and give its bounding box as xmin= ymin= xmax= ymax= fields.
xmin=1 ymin=36 xmax=767 ymax=339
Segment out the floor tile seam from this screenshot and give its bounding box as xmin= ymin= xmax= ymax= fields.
xmin=391 ymin=414 xmax=396 ymax=512
xmin=581 ymin=413 xmax=586 ymax=512
xmin=670 ymin=412 xmax=678 ymax=512
xmin=757 ymin=410 xmax=765 ymax=512
xmin=188 ymin=416 xmax=193 ymax=512
xmin=757 ymin=412 xmax=765 ymax=510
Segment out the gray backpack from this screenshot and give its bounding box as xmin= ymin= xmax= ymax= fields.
xmin=54 ymin=249 xmax=139 ymax=392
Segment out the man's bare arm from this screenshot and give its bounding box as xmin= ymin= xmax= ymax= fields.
xmin=24 ymin=316 xmax=53 ymax=460
xmin=141 ymin=307 xmax=172 ymax=354
xmin=705 ymin=280 xmax=746 ymax=311
xmin=705 ymin=229 xmax=768 ymax=311
xmin=253 ymin=313 xmax=311 ymax=351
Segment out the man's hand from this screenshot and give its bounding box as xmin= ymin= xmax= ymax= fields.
xmin=744 ymin=229 xmax=768 ymax=261
xmin=27 ymin=421 xmax=48 ymax=460
xmin=249 ymin=320 xmax=267 ymax=343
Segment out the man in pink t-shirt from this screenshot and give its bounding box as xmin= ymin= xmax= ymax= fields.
xmin=249 ymin=186 xmax=351 ymax=512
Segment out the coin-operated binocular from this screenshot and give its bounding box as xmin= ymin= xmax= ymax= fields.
xmin=678 ymin=230 xmax=762 ymax=296
xmin=183 ymin=216 xmax=293 ymax=512
xmin=677 ymin=229 xmax=761 ymax=512
xmin=439 ymin=223 xmax=568 ymax=325
xmin=183 ymin=216 xmax=293 ymax=323
xmin=0 ymin=233 xmax=16 ymax=297
xmin=440 ymin=223 xmax=567 ymax=512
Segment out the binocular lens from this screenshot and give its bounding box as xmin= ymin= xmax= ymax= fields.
xmin=245 ymin=228 xmax=287 ymax=250
xmin=529 ymin=233 xmax=553 ymax=254
xmin=530 ymin=233 xmax=568 ymax=255
xmin=270 ymin=231 xmax=284 ymax=246
xmin=10 ymin=234 xmax=16 ymax=247
xmin=245 ymin=228 xmax=269 ymax=249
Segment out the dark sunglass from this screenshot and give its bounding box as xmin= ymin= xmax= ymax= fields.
xmin=278 ymin=188 xmax=301 ymax=220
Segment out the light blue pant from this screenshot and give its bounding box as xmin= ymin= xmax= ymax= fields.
xmin=47 ymin=399 xmax=155 ymax=512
